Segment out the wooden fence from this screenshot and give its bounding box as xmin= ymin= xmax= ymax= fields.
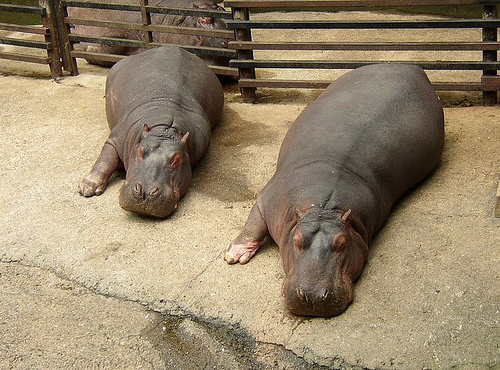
xmin=0 ymin=0 xmax=64 ymax=78
xmin=226 ymin=0 xmax=500 ymax=104
xmin=1 ymin=0 xmax=500 ymax=105
xmin=62 ymin=0 xmax=237 ymax=77
xmin=0 ymin=0 xmax=237 ymax=78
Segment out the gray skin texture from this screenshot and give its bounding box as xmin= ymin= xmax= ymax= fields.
xmin=225 ymin=64 xmax=444 ymax=317
xmin=69 ymin=0 xmax=230 ymax=67
xmin=79 ymin=45 xmax=223 ymax=218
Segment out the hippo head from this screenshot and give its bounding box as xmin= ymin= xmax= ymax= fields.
xmin=282 ymin=208 xmax=369 ymax=317
xmin=119 ymin=125 xmax=191 ymax=218
xmin=192 ymin=1 xmax=232 ymax=66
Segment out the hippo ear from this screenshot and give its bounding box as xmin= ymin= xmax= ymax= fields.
xmin=142 ymin=124 xmax=151 ymax=138
xmin=293 ymin=231 xmax=305 ymax=250
xmin=170 ymin=152 xmax=182 ymax=170
xmin=333 ymin=232 xmax=347 ymax=251
xmin=137 ymin=146 xmax=145 ymax=162
xmin=294 ymin=206 xmax=307 ymax=220
xmin=180 ymin=132 xmax=190 ymax=149
xmin=198 ymin=16 xmax=214 ymax=27
xmin=341 ymin=208 xmax=352 ymax=222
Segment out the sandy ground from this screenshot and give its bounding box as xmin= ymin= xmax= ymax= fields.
xmin=1 ymin=9 xmax=500 ymax=370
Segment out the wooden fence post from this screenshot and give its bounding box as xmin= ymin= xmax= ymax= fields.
xmin=482 ymin=4 xmax=498 ymax=105
xmin=139 ymin=0 xmax=153 ymax=49
xmin=54 ymin=0 xmax=78 ymax=75
xmin=231 ymin=6 xmax=256 ymax=103
xmin=38 ymin=0 xmax=63 ymax=78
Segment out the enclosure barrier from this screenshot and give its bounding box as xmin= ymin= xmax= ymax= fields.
xmin=225 ymin=0 xmax=500 ymax=104
xmin=62 ymin=0 xmax=238 ymax=77
xmin=0 ymin=0 xmax=237 ymax=78
xmin=0 ymin=0 xmax=64 ymax=78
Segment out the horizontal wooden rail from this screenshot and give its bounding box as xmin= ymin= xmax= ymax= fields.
xmin=65 ymin=17 xmax=234 ymax=39
xmin=0 ymin=23 xmax=49 ymax=35
xmin=225 ymin=0 xmax=500 ymax=8
xmin=0 ymin=3 xmax=44 ymax=14
xmin=228 ymin=41 xmax=500 ymax=51
xmin=237 ymin=78 xmax=486 ymax=91
xmin=0 ymin=51 xmax=50 ymax=64
xmin=230 ymin=59 xmax=500 ymax=70
xmin=70 ymin=49 xmax=239 ymax=77
xmin=69 ymin=34 xmax=236 ymax=57
xmin=63 ymin=0 xmax=231 ymax=18
xmin=227 ymin=19 xmax=500 ymax=29
xmin=0 ymin=37 xmax=51 ymax=49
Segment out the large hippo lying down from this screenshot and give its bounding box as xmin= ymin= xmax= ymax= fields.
xmin=225 ymin=64 xmax=444 ymax=317
xmin=70 ymin=0 xmax=230 ymax=67
xmin=79 ymin=45 xmax=223 ymax=218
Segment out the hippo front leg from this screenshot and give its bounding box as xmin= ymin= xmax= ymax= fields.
xmin=79 ymin=140 xmax=122 ymax=197
xmin=225 ymin=202 xmax=268 ymax=264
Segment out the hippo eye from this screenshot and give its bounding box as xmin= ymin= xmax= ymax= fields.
xmin=333 ymin=233 xmax=347 ymax=252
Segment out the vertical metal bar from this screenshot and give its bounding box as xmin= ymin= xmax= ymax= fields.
xmin=482 ymin=4 xmax=498 ymax=105
xmin=232 ymin=6 xmax=256 ymax=103
xmin=54 ymin=0 xmax=78 ymax=75
xmin=140 ymin=0 xmax=153 ymax=49
xmin=39 ymin=0 xmax=63 ymax=78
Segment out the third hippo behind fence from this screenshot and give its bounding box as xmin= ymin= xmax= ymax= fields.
xmin=69 ymin=0 xmax=232 ymax=68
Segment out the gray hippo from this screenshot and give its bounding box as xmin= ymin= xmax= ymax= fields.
xmin=225 ymin=64 xmax=444 ymax=317
xmin=69 ymin=0 xmax=230 ymax=67
xmin=79 ymin=45 xmax=223 ymax=218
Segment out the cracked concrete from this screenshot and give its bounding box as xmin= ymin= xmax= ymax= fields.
xmin=1 ymin=10 xmax=500 ymax=368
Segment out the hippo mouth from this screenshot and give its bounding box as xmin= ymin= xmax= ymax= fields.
xmin=119 ymin=181 xmax=179 ymax=218
xmin=282 ymin=273 xmax=354 ymax=317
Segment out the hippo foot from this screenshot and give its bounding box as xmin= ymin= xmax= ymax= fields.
xmin=224 ymin=242 xmax=261 ymax=265
xmin=79 ymin=174 xmax=108 ymax=197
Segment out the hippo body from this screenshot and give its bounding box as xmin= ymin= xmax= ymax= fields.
xmin=79 ymin=45 xmax=223 ymax=218
xmin=225 ymin=64 xmax=444 ymax=317
xmin=70 ymin=0 xmax=230 ymax=67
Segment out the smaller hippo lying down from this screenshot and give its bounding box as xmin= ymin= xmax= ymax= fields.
xmin=225 ymin=64 xmax=444 ymax=317
xmin=79 ymin=45 xmax=223 ymax=218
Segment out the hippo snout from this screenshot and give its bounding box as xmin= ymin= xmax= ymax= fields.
xmin=119 ymin=180 xmax=178 ymax=218
xmin=131 ymin=183 xmax=160 ymax=200
xmin=283 ymin=278 xmax=353 ymax=317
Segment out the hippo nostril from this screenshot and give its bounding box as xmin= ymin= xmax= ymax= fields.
xmin=296 ymin=287 xmax=312 ymax=305
xmin=149 ymin=187 xmax=160 ymax=197
xmin=296 ymin=287 xmax=305 ymax=300
xmin=320 ymin=290 xmax=330 ymax=301
xmin=133 ymin=183 xmax=142 ymax=194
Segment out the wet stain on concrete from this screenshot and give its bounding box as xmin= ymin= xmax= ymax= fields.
xmin=142 ymin=313 xmax=329 ymax=369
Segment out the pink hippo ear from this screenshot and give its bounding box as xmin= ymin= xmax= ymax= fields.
xmin=142 ymin=124 xmax=151 ymax=138
xmin=198 ymin=16 xmax=214 ymax=27
xmin=341 ymin=208 xmax=352 ymax=222
xmin=170 ymin=152 xmax=182 ymax=170
xmin=136 ymin=146 xmax=145 ymax=162
xmin=293 ymin=230 xmax=305 ymax=250
xmin=293 ymin=206 xmax=308 ymax=220
xmin=180 ymin=132 xmax=190 ymax=149
xmin=333 ymin=232 xmax=347 ymax=251
xmin=192 ymin=2 xmax=215 ymax=27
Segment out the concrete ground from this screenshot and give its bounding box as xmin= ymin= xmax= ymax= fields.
xmin=1 ymin=10 xmax=500 ymax=370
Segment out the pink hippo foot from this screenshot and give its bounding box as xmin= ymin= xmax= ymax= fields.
xmin=224 ymin=241 xmax=261 ymax=265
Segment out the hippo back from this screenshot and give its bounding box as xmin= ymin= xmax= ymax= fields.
xmin=275 ymin=63 xmax=444 ymax=234
xmin=105 ymin=45 xmax=223 ymax=166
